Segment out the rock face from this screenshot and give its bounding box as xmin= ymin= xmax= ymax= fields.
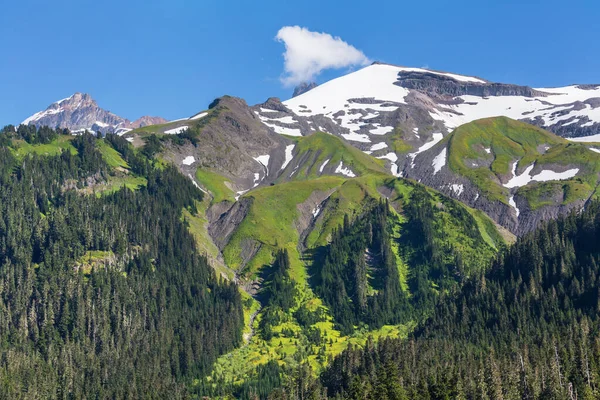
xmin=292 ymin=82 xmax=318 ymax=97
xmin=21 ymin=93 xmax=167 ymax=135
xmin=395 ymin=69 xmax=549 ymax=98
xmin=159 ymin=96 xmax=291 ymax=195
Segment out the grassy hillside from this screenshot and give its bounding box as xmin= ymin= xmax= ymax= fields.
xmin=280 ymin=132 xmax=387 ymax=181
xmin=207 ymin=141 xmax=509 ymax=395
xmin=447 ymin=117 xmax=600 ymax=207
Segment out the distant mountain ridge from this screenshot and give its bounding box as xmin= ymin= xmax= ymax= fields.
xmin=21 ymin=92 xmax=167 ymax=135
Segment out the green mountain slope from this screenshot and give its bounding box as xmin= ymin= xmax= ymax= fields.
xmin=447 ymin=117 xmax=600 ymax=207
xmin=187 ymin=129 xmax=512 ymax=397
xmin=278 ymin=132 xmax=387 ymax=181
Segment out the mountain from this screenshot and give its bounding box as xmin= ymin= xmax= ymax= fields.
xmin=256 ymin=62 xmax=600 ymax=146
xmin=6 ymin=63 xmax=600 ymax=398
xmin=21 ymin=92 xmax=168 ymax=135
xmin=404 ymin=117 xmax=600 ymax=234
xmin=252 ymin=63 xmax=600 ymax=234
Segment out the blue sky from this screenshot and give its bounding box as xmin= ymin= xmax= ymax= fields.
xmin=1 ymin=0 xmax=598 ymax=126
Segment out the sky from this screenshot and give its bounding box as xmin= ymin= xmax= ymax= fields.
xmin=1 ymin=0 xmax=598 ymax=126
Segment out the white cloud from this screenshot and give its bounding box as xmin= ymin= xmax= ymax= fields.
xmin=276 ymin=26 xmax=370 ymax=86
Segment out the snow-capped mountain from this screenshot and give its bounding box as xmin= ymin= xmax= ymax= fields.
xmin=22 ymin=93 xmax=167 ymax=135
xmin=255 ymin=63 xmax=600 ymax=155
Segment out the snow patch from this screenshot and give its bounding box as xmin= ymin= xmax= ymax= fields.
xmin=266 ymin=115 xmax=296 ymax=124
xmin=504 ymin=161 xmax=579 ymax=188
xmin=432 ymin=148 xmax=447 ymax=175
xmin=319 ymin=159 xmax=330 ymax=173
xmin=164 ymin=126 xmax=189 ymax=135
xmin=189 ymin=112 xmax=208 ymax=120
xmin=187 ymin=174 xmax=207 ymax=193
xmin=341 ymin=132 xmax=371 ymax=143
xmin=253 ymin=173 xmax=262 ymax=187
xmin=284 ymin=64 xmax=410 ymax=118
xmin=369 ymin=125 xmax=394 ymax=135
xmin=182 ymin=156 xmax=195 ymax=165
xmin=254 ymin=155 xmax=270 ymax=175
xmin=370 ymin=142 xmax=388 ymax=151
xmin=568 ymin=134 xmax=600 ymax=143
xmin=408 ymin=132 xmax=444 ymax=168
xmin=377 ymin=152 xmax=398 ymax=162
xmin=334 ymin=161 xmax=356 ymax=178
xmin=312 ymin=207 xmax=321 ymax=218
xmin=533 ymin=168 xmax=579 ymax=182
xmin=281 ymin=145 xmax=295 ymax=170
xmin=261 ymin=120 xmax=303 ymax=136
xmin=235 ymin=190 xmax=249 ymax=201
xmin=509 ymin=196 xmax=520 ymax=217
xmin=589 ymin=148 xmax=600 ymax=154
xmin=451 ymin=184 xmax=464 ymax=197
xmin=22 ymin=107 xmax=64 ymax=125
xmin=504 ymin=163 xmax=535 ymax=188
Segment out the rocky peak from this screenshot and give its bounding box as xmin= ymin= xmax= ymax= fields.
xmin=22 ymin=92 xmax=166 ymax=135
xmin=130 ymin=116 xmax=168 ymax=129
xmin=292 ymin=82 xmax=318 ymax=98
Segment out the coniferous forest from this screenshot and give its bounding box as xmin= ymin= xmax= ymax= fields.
xmin=316 ymin=201 xmax=600 ymax=399
xmin=0 ymin=126 xmax=243 ymax=398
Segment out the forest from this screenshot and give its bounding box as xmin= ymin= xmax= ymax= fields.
xmin=312 ymin=201 xmax=600 ymax=399
xmin=0 ymin=126 xmax=244 ymax=398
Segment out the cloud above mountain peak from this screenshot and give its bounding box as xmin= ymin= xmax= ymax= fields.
xmin=276 ymin=26 xmax=370 ymax=86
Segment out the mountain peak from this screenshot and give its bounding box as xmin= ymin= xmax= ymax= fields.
xmin=292 ymin=82 xmax=318 ymax=97
xmin=21 ymin=92 xmax=166 ymax=135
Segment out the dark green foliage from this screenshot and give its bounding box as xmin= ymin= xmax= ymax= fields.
xmin=319 ymin=201 xmax=600 ymax=399
xmin=0 ymin=127 xmax=244 ymax=398
xmin=195 ymin=360 xmax=285 ymax=400
xmin=259 ymin=250 xmax=297 ymax=340
xmin=315 ymin=200 xmax=407 ymax=334
xmin=141 ymin=134 xmax=163 ymax=158
xmin=105 ymin=133 xmax=152 ymax=175
xmin=2 ymin=124 xmax=70 ymax=145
